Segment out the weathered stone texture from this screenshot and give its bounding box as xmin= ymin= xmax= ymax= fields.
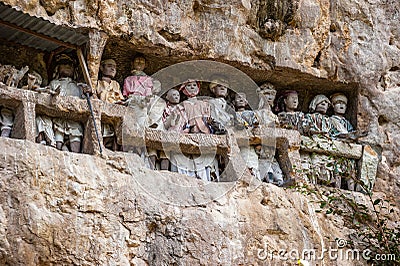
xmin=0 ymin=138 xmax=380 ymax=265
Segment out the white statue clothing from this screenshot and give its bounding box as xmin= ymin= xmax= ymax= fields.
xmin=147 ymin=96 xmax=166 ymax=130
xmin=239 ymin=145 xmax=260 ymax=180
xmin=49 ymin=77 xmax=84 ymax=143
xmin=256 ymin=108 xmax=278 ymax=127
xmin=259 ymin=158 xmax=283 ymax=185
xmin=49 ymin=77 xmax=83 ymax=97
xmin=170 ymin=152 xmax=219 ymax=182
xmin=0 ymin=107 xmax=14 ymax=131
xmin=36 ymin=115 xmax=56 ymax=146
xmin=126 ymin=95 xmax=148 ymax=130
xmin=208 ymin=97 xmax=233 ymax=127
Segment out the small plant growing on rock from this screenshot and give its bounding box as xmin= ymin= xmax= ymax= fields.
xmin=290 ymin=178 xmax=400 ymax=265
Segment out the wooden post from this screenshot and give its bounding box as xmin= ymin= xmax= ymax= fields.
xmin=77 ymin=47 xmax=103 ymax=155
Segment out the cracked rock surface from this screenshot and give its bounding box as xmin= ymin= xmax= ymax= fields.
xmin=1 ymin=138 xmax=388 ymax=265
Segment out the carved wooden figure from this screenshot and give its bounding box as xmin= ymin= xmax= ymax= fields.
xmin=22 ymin=71 xmax=42 ymax=91
xmin=169 ymin=81 xmax=219 ymax=181
xmin=161 ymin=89 xmax=184 ymax=171
xmin=39 ymin=54 xmax=89 ymax=153
xmin=0 ymin=107 xmax=14 ymax=137
xmin=329 ymin=93 xmax=356 ymax=139
xmin=95 ymin=59 xmax=124 ymax=151
xmin=233 ymin=92 xmax=260 ymax=179
xmin=329 ymin=93 xmax=358 ymax=189
xmin=277 ymin=90 xmax=304 ymax=133
xmin=303 ymin=94 xmax=332 ymax=136
xmin=208 ymin=78 xmax=234 ymax=132
xmin=123 ymin=56 xmax=153 ymax=98
xmin=179 ymin=80 xmax=211 ymax=134
xmin=233 ymin=92 xmax=259 ymax=129
xmin=147 ymin=80 xmax=167 ymax=169
xmin=255 ymin=82 xmax=279 ymax=127
xmin=255 ymin=145 xmax=283 ymax=186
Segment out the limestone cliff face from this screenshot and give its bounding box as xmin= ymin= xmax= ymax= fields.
xmin=0 ymin=139 xmax=374 ymax=265
xmin=0 ymin=0 xmax=399 ymax=265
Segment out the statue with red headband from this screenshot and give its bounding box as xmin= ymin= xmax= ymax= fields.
xmin=168 ymin=80 xmax=219 ymax=181
xmin=178 ymin=80 xmax=211 ymax=134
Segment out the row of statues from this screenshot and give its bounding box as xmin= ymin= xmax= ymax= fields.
xmin=0 ymin=54 xmax=360 ymax=188
xmin=278 ymin=91 xmax=359 ymax=140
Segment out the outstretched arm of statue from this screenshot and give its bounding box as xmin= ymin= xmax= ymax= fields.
xmin=77 ymin=83 xmax=92 ymax=96
xmin=164 ymin=112 xmax=180 ymax=129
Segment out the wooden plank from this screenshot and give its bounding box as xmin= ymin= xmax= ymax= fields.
xmin=144 ymin=129 xmax=229 ymax=155
xmin=300 ymin=135 xmax=363 ymax=159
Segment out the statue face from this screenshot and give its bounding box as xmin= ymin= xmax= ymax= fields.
xmin=58 ymin=63 xmax=74 ymax=78
xmin=27 ymin=74 xmax=36 ymax=85
xmin=213 ymin=84 xmax=228 ymax=97
xmin=315 ymin=100 xmax=329 ymax=114
xmin=133 ymin=57 xmax=146 ymax=71
xmin=235 ymin=93 xmax=247 ymax=108
xmin=284 ymin=93 xmax=298 ymax=110
xmin=333 ymin=100 xmax=347 ymax=115
xmin=166 ymin=89 xmax=180 ymax=104
xmin=184 ymin=81 xmax=199 ymax=96
xmin=263 ymin=90 xmax=276 ymax=106
xmin=101 ymin=62 xmax=116 ymax=78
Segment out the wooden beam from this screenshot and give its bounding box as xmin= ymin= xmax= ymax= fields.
xmin=0 ymin=19 xmax=77 ymax=50
xmin=77 ymin=47 xmax=93 ymax=89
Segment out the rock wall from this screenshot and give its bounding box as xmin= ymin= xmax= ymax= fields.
xmin=0 ymin=138 xmax=378 ymax=265
xmin=0 ymin=0 xmax=400 ymax=265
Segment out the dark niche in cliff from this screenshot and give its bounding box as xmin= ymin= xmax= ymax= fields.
xmin=256 ymin=0 xmax=299 ymax=41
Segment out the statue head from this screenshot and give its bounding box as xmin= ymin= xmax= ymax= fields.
xmin=166 ymin=89 xmax=180 ymax=104
xmin=234 ymin=92 xmax=248 ymax=109
xmin=330 ymin=93 xmax=348 ymax=115
xmin=282 ymin=90 xmax=299 ymax=112
xmin=54 ymin=54 xmax=75 ymax=79
xmin=179 ymin=80 xmax=200 ymax=98
xmin=27 ymin=71 xmax=42 ymax=86
xmin=257 ymin=82 xmax=276 ymax=109
xmin=132 ymin=56 xmax=146 ymax=72
xmin=100 ymin=59 xmax=117 ymax=78
xmin=209 ymin=78 xmax=229 ymax=98
xmin=309 ymin=94 xmax=331 ymax=114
